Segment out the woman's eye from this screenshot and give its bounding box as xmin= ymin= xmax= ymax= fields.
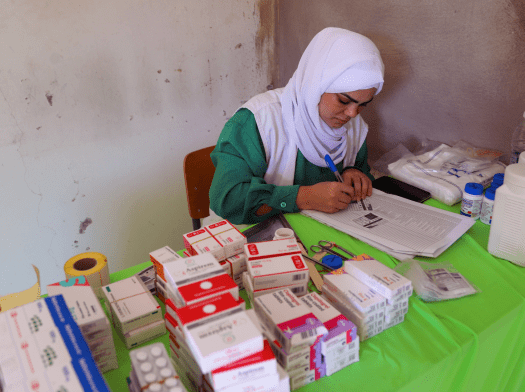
xmin=338 ymin=99 xmax=350 ymax=105
xmin=360 ymin=102 xmax=368 ymax=107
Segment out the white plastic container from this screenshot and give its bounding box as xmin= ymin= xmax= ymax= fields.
xmin=460 ymin=182 xmax=484 ymax=219
xmin=480 ymin=186 xmax=496 ymax=225
xmin=487 ymin=163 xmax=525 ymax=266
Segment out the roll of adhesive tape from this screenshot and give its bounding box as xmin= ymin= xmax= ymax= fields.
xmin=64 ymin=252 xmax=109 ymax=300
xmin=273 ymin=228 xmax=295 ymax=240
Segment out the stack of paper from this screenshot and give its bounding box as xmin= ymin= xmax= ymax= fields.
xmin=302 ymin=190 xmax=475 ymax=259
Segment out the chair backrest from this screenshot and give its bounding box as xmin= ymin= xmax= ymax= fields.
xmin=183 ymin=145 xmax=216 ymax=230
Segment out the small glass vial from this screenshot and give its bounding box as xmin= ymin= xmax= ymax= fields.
xmin=460 ymin=183 xmax=484 ymax=219
xmin=480 ymin=186 xmax=496 ymax=224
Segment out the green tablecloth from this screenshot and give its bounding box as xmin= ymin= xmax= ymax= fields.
xmin=103 ymin=200 xmax=525 ymax=392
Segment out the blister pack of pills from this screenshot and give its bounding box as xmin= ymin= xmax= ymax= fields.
xmin=129 ymin=342 xmax=187 ymax=392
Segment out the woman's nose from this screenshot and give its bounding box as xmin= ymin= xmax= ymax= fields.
xmin=344 ymin=103 xmax=359 ymax=118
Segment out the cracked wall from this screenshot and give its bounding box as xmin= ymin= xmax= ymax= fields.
xmin=0 ymin=0 xmax=275 ymax=295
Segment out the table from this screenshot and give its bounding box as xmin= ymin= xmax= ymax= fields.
xmin=102 ymin=199 xmax=525 ymax=392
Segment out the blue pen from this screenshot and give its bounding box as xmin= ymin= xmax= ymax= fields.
xmin=324 ymin=154 xmax=344 ymax=183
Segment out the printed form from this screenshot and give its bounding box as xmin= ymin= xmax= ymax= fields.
xmin=302 ymin=190 xmax=474 ymax=259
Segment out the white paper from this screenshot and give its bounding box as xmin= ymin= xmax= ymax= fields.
xmin=302 ymin=190 xmax=475 ymax=259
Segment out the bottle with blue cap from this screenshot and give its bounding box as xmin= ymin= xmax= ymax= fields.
xmin=480 ymin=186 xmax=496 ymax=225
xmin=491 ymin=173 xmax=504 ymax=189
xmin=460 ymin=183 xmax=484 ymax=219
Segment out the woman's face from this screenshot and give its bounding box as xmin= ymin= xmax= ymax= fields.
xmin=318 ymin=88 xmax=376 ymax=128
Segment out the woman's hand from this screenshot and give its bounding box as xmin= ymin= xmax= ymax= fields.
xmin=342 ymin=169 xmax=372 ymax=200
xmin=296 ymin=182 xmax=356 ymax=213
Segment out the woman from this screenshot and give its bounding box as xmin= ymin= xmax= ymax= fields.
xmin=209 ymin=27 xmax=385 ymax=225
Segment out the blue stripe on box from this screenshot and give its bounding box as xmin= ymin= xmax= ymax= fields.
xmin=44 ymin=295 xmax=110 ymax=392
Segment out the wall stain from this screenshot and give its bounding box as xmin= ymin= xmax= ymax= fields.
xmin=255 ymin=0 xmax=278 ymax=86
xmin=176 ymin=69 xmax=182 ymax=72
xmin=45 ymin=92 xmax=53 ymax=106
xmin=157 ymin=70 xmax=162 ymax=74
xmin=165 ymin=79 xmax=170 ymax=83
xmin=235 ymin=43 xmax=242 ymax=49
xmin=36 ymin=126 xmax=41 ymax=130
xmin=79 ymin=218 xmax=92 ymax=234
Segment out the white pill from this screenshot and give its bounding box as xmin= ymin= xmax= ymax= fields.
xmin=136 ymin=351 xmax=148 ymax=361
xmin=140 ymin=363 xmax=153 ymax=373
xmin=160 ymin=368 xmax=172 ymax=378
xmin=164 ymin=378 xmax=179 ymax=387
xmin=150 ymin=346 xmax=163 ymax=357
xmin=155 ymin=357 xmax=167 ymax=368
xmin=144 ymin=373 xmax=156 ymax=383
xmin=148 ymin=383 xmax=162 ymax=392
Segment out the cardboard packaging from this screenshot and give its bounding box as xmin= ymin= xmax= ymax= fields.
xmin=149 ymin=245 xmax=183 ymax=280
xmin=163 ymin=253 xmax=239 ymax=307
xmin=344 ymin=254 xmax=412 ymax=301
xmin=299 ymin=292 xmax=357 ymax=356
xmin=167 ymin=293 xmax=263 ymax=373
xmin=0 ymin=295 xmax=110 ymax=392
xmin=101 ymin=276 xmax=163 ymax=335
xmin=323 ymin=269 xmax=387 ymax=316
xmin=253 ymin=289 xmax=328 ymax=354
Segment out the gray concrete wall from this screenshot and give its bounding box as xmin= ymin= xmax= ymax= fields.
xmin=277 ymin=1 xmax=525 ymax=164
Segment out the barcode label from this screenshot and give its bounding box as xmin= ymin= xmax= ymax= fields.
xmin=291 ymin=286 xmax=305 ymax=294
xmin=300 ymin=328 xmax=317 ymax=339
xmin=293 ymin=273 xmax=307 ymax=281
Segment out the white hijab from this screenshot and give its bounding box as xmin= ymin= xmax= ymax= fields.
xmin=280 ymin=27 xmax=385 ymax=167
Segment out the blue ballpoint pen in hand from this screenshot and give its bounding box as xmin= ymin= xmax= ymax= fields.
xmin=324 ymin=154 xmax=344 ymax=183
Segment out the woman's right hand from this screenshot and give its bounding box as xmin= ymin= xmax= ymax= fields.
xmin=296 ymin=182 xmax=356 ymax=213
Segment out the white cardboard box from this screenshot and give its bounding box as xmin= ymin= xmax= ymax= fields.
xmin=46 ymin=283 xmax=111 ymax=337
xmin=323 ymin=269 xmax=386 ymax=315
xmin=253 ymin=289 xmax=327 ymax=354
xmin=163 ymin=253 xmax=239 ymax=307
xmin=248 ymin=254 xmax=309 ymax=291
xmin=149 ymin=245 xmax=183 ymax=280
xmin=344 ymin=254 xmax=412 ymax=300
xmin=101 ymin=276 xmax=163 ymax=335
xmin=206 ymin=340 xmax=277 ymax=390
xmin=167 ymin=294 xmax=262 ymax=373
xmin=299 ymin=292 xmax=357 ymax=355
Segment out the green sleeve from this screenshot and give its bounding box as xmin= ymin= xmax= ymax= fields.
xmin=209 ymin=109 xmax=300 ymax=225
xmin=342 ymin=139 xmax=375 ymax=181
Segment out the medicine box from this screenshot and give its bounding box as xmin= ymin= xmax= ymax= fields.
xmin=163 ymin=253 xmax=239 ymax=307
xmin=253 ymin=289 xmax=327 ymax=354
xmin=244 ymin=238 xmax=302 ymax=260
xmin=120 ymin=319 xmax=166 ymax=349
xmin=0 ymin=295 xmax=110 ymax=392
xmin=47 ymin=282 xmax=110 ymax=336
xmin=168 ymin=294 xmax=263 ymax=373
xmin=149 ymin=245 xmax=183 ymax=280
xmin=323 ymin=269 xmax=386 ymax=315
xmin=206 ymin=340 xmax=277 ymax=391
xmin=299 ymin=292 xmax=357 ymax=355
xmin=322 ymin=285 xmax=384 ymax=341
xmin=243 ymin=271 xmax=308 ymax=305
xmin=247 ymin=254 xmax=309 ymax=291
xmin=344 ymin=254 xmax=412 ymax=300
xmin=101 ymin=276 xmax=162 ymax=335
xmin=184 ymin=220 xmax=246 ymax=262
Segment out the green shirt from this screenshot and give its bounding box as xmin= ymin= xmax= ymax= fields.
xmin=209 ymin=108 xmax=373 ymax=225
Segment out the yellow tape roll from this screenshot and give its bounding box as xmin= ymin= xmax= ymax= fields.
xmin=64 ymin=252 xmax=109 ymax=299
